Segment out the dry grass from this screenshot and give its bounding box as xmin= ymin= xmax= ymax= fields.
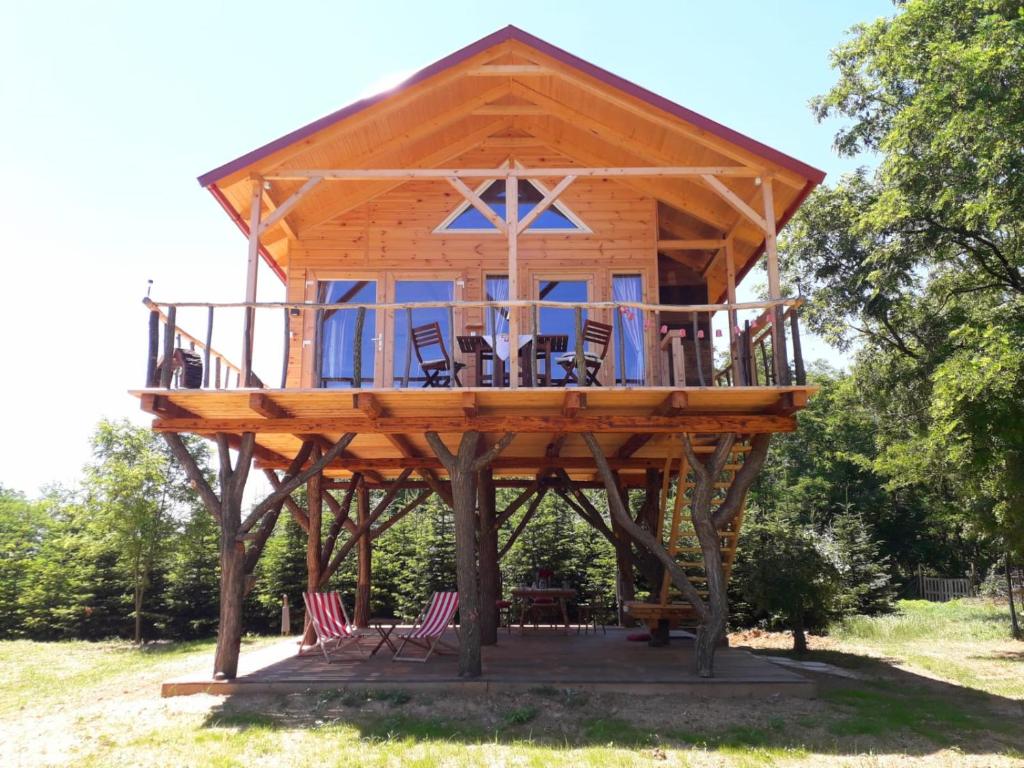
xmin=2 ymin=600 xmax=1022 ymax=767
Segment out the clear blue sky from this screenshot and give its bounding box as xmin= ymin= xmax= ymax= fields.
xmin=0 ymin=1 xmax=893 ymax=495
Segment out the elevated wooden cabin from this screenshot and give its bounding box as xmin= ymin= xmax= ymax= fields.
xmin=136 ymin=27 xmax=824 ymax=680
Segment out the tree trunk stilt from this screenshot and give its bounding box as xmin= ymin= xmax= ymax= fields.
xmin=426 ymin=431 xmax=516 ymax=678
xmin=478 ymin=468 xmax=500 ymax=645
xmin=355 ymin=485 xmax=372 ymax=628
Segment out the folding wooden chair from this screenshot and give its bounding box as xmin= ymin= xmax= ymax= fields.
xmin=557 ymin=320 xmax=613 ymax=385
xmin=302 ymin=592 xmax=372 ymax=662
xmin=392 ymin=591 xmax=460 ymax=662
xmin=412 ymin=322 xmax=465 ymax=387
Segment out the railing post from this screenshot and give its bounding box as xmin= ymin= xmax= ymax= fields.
xmin=530 ymin=303 xmax=538 ymax=387
xmin=773 ymin=304 xmax=791 ymax=386
xmin=402 ymin=308 xmax=413 ymax=388
xmin=203 ymin=307 xmax=214 ymax=389
xmin=241 ymin=306 xmax=255 ymax=387
xmin=691 ymin=313 xmax=705 ymax=387
xmin=790 ymin=309 xmax=805 ymax=386
xmin=160 ymin=305 xmax=176 ymax=388
xmin=352 ymin=306 xmax=366 ymax=388
xmin=280 ymin=307 xmax=290 ymax=389
xmin=574 ymin=306 xmax=587 ymax=387
xmin=146 ymin=307 xmax=160 ymax=387
xmin=313 ymin=308 xmax=324 ymax=388
xmin=614 ymin=303 xmax=626 ymax=387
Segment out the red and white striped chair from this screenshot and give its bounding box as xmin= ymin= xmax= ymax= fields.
xmin=392 ymin=591 xmax=460 ymax=663
xmin=302 ymin=592 xmax=371 ymax=662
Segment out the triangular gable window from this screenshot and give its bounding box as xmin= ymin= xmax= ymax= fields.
xmin=437 ymin=176 xmax=589 ymax=233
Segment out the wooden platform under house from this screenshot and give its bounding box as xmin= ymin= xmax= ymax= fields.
xmin=134 ymin=26 xmax=824 ymax=683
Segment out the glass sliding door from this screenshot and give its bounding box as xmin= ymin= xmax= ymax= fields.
xmin=613 ymin=274 xmax=646 ymax=385
xmin=392 ymin=279 xmax=455 ymax=387
xmin=538 ymin=279 xmax=588 ymax=355
xmin=317 ymin=280 xmax=377 ymax=388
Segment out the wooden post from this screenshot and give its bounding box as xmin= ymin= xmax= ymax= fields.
xmin=352 ymin=306 xmax=366 ymax=388
xmin=280 ymin=308 xmax=289 ymax=389
xmin=242 ymin=179 xmax=262 ymax=388
xmin=609 ymin=478 xmax=635 ymax=625
xmin=355 ymin=484 xmax=372 ymax=627
xmin=313 ymin=308 xmax=324 ymax=388
xmin=724 ymin=238 xmax=741 ymax=385
xmin=506 ymin=176 xmax=520 ymax=389
xmin=146 ymin=307 xmax=160 ymax=387
xmin=614 ymin=303 xmax=626 ymax=386
xmin=281 ymin=594 xmax=290 ymax=636
xmin=304 ymin=455 xmax=323 ymax=643
xmin=574 ymin=306 xmax=586 ymax=386
xmin=403 ymin=308 xmax=413 ymax=388
xmin=761 ymin=178 xmax=790 ymax=385
xmin=204 ymin=307 xmax=214 ymax=389
xmin=692 ymin=313 xmax=705 ymax=386
xmin=478 ymin=467 xmax=499 ymax=645
xmin=790 ymin=310 xmax=805 ymax=386
xmin=426 ymin=430 xmax=516 ymax=677
xmin=160 ymin=305 xmax=176 ymax=388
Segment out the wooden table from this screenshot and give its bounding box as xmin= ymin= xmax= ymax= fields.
xmin=368 ymin=618 xmax=399 ymax=656
xmin=457 ymin=335 xmax=568 ymax=387
xmin=512 ymin=587 xmax=576 ymax=631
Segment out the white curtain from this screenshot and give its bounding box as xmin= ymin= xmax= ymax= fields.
xmin=319 ymin=282 xmax=354 ymax=384
xmin=486 ymin=276 xmax=509 ymax=339
xmin=613 ymin=276 xmax=645 ymax=385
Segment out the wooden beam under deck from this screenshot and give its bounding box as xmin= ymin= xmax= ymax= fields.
xmin=151 ymin=414 xmax=796 ymax=435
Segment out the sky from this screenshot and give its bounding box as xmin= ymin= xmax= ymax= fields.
xmin=0 ymin=0 xmax=894 ymax=496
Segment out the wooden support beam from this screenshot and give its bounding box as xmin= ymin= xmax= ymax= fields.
xmin=498 ymin=489 xmax=548 ymax=560
xmin=254 ymin=454 xmax=704 ymax=472
xmin=562 ymin=391 xmax=586 ymax=418
xmin=353 ymin=392 xmax=385 ymax=420
xmin=700 ymin=175 xmax=769 ymax=234
xmin=658 ymin=239 xmax=727 ymax=250
xmin=516 ymin=174 xmax=576 ymax=234
xmin=461 ymin=392 xmax=478 ymax=418
xmin=248 ymin=393 xmax=290 ymax=419
xmin=154 ymin=413 xmax=798 ymax=434
xmin=468 ymin=64 xmax=549 ymax=76
xmin=257 ymin=177 xmax=321 ymax=236
xmin=447 ymin=176 xmax=508 ymax=233
xmin=140 ymin=394 xmax=197 ymax=420
xmin=769 ymin=390 xmax=808 ymax=416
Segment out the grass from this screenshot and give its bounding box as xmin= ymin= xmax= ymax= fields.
xmin=2 ymin=600 xmax=1023 ymax=767
xmin=826 ymin=598 xmax=1024 ymax=699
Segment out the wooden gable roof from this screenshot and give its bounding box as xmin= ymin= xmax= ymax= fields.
xmin=200 ymin=26 xmax=824 ymax=298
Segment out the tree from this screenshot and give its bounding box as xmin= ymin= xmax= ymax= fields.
xmin=84 ymin=420 xmax=184 ymax=643
xmin=736 ymin=517 xmax=841 ymax=652
xmin=779 ymin=1 xmax=1023 ymax=631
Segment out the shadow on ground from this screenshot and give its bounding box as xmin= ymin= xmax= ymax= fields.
xmin=200 ymin=644 xmax=1024 ymax=760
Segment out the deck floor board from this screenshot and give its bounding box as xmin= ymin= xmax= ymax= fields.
xmin=163 ymin=628 xmax=814 ymax=698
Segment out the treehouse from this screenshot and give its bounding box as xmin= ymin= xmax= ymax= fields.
xmin=135 ymin=26 xmax=823 ymax=683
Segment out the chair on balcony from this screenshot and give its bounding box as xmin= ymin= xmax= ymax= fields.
xmin=556 ymin=320 xmax=613 ymax=386
xmin=412 ymin=322 xmax=465 ymax=387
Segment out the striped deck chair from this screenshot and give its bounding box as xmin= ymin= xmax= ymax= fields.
xmin=392 ymin=591 xmax=460 ymax=663
xmin=302 ymin=592 xmax=371 ymax=662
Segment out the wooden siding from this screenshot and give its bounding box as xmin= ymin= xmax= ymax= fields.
xmin=284 ymin=145 xmax=662 ymax=388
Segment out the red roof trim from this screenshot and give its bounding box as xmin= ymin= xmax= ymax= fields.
xmin=208 ymin=183 xmax=287 ymax=283
xmin=197 ymin=25 xmax=825 ymax=189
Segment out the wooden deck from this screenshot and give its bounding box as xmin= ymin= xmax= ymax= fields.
xmin=162 ymin=628 xmax=814 ymax=698
xmin=134 ymin=385 xmax=814 ymax=482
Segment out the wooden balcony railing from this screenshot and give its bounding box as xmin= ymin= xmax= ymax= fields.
xmin=142 ymin=296 xmax=806 ymax=392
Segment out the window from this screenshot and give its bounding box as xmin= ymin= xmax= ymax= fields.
xmin=538 ymin=279 xmax=589 ymax=357
xmin=437 ymin=176 xmax=588 ymax=233
xmin=613 ymin=275 xmax=646 ymax=385
xmin=317 ymin=280 xmax=377 ymax=388
xmin=392 ymin=280 xmax=455 ymax=387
